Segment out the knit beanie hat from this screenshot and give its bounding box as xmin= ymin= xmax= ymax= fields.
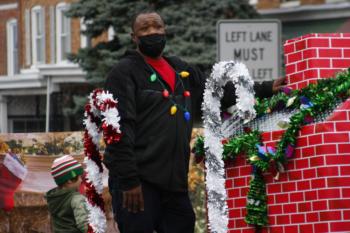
xmin=51 ymin=155 xmax=84 ymax=186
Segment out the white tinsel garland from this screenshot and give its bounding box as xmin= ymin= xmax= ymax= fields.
xmin=83 ymin=89 xmax=122 ymax=233
xmin=86 ymin=201 xmax=108 ymax=233
xmin=96 ymin=92 xmax=121 ymax=133
xmin=101 ymin=108 xmax=121 ymax=132
xmin=83 ymin=115 xmax=101 ymax=147
xmin=84 ymin=157 xmax=104 ymax=194
xmin=202 ymin=61 xmax=256 ymax=233
xmin=88 ymin=92 xmax=101 ymax=119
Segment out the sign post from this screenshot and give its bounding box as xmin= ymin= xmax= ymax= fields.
xmin=217 ymin=19 xmax=281 ymax=81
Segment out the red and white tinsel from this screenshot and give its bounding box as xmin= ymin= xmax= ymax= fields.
xmin=83 ymin=89 xmax=122 ymax=233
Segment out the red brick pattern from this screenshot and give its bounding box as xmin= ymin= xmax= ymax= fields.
xmin=226 ymin=33 xmax=350 ymax=232
xmin=0 ymin=0 xmax=19 ymax=76
xmin=284 ymin=33 xmax=350 ymax=89
xmin=19 ymin=0 xmax=85 ymax=68
xmin=0 ymin=0 xmax=121 ymax=74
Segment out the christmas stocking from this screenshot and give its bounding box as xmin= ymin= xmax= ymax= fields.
xmin=0 ymin=154 xmax=27 ymax=211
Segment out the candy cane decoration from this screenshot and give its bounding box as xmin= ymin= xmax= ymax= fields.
xmin=202 ymin=61 xmax=256 ymax=233
xmin=83 ymin=89 xmax=122 ymax=233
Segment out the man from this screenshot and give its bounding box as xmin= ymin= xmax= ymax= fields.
xmin=104 ymin=10 xmax=284 ymax=233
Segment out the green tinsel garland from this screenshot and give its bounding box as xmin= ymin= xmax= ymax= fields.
xmin=193 ymin=135 xmax=205 ymax=159
xmin=222 ymin=131 xmax=270 ymax=171
xmin=193 ymin=68 xmax=350 ymax=228
xmin=245 ymin=170 xmax=268 ymax=227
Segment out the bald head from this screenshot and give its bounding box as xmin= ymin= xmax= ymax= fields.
xmin=131 ymin=12 xmax=165 ymax=37
xmin=131 ymin=11 xmax=167 ymax=58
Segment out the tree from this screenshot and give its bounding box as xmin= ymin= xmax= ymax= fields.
xmin=65 ymin=0 xmax=259 ymax=116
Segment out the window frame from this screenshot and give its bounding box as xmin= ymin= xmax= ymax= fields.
xmin=6 ymin=18 xmax=19 ymax=76
xmin=31 ymin=5 xmax=46 ymax=66
xmin=249 ymin=0 xmax=258 ymax=5
xmin=56 ymin=2 xmax=71 ymax=63
xmin=108 ymin=26 xmax=115 ymax=41
xmin=326 ymin=0 xmax=348 ymax=3
xmin=280 ymin=0 xmax=300 ymax=8
xmin=80 ymin=18 xmax=89 ymax=48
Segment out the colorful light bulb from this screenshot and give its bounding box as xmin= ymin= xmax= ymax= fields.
xmin=184 ymin=111 xmax=191 ymax=121
xmin=170 ymin=105 xmax=177 ymax=115
xmin=179 ymin=71 xmax=190 ymax=78
xmin=149 ymin=73 xmax=157 ymax=82
xmin=163 ymin=90 xmax=169 ymax=98
xmin=183 ymin=91 xmax=191 ymax=97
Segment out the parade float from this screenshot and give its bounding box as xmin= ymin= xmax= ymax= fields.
xmin=194 ymin=33 xmax=350 ymax=233
xmin=1 ymin=33 xmax=350 ymax=233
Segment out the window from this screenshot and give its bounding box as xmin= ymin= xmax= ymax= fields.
xmin=50 ymin=6 xmax=56 ymax=63
xmin=80 ymin=18 xmax=91 ymax=48
xmin=108 ymin=26 xmax=115 ymax=41
xmin=7 ymin=19 xmax=19 ymax=75
xmin=31 ymin=6 xmax=45 ymax=65
xmin=11 ymin=118 xmax=45 ymax=133
xmin=281 ymin=0 xmax=300 ymax=7
xmin=25 ymin=9 xmax=31 ymax=66
xmin=56 ymin=3 xmax=71 ymax=63
xmin=249 ymin=0 xmax=258 ymax=5
xmin=326 ymin=0 xmax=348 ymax=3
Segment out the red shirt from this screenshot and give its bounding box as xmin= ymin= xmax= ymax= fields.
xmin=145 ymin=57 xmax=176 ymax=92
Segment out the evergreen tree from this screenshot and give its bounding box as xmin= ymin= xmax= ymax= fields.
xmin=65 ymin=0 xmax=259 ymax=115
xmin=67 ymin=0 xmax=259 ymax=83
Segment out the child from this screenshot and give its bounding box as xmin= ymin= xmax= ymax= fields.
xmin=45 ymin=155 xmax=88 ymax=233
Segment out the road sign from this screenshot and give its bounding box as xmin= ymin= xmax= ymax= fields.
xmin=217 ymin=19 xmax=281 ymax=81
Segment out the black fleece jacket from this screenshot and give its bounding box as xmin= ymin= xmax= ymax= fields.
xmin=103 ymin=50 xmax=274 ymax=192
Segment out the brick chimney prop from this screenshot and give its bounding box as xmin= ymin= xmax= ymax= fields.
xmin=225 ymin=33 xmax=350 ymax=233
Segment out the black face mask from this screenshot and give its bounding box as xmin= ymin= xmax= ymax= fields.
xmin=137 ymin=34 xmax=166 ymax=58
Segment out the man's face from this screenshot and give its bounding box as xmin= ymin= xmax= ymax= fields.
xmin=131 ymin=13 xmax=166 ymax=43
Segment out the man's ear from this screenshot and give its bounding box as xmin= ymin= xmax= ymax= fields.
xmin=65 ymin=180 xmax=73 ymax=184
xmin=131 ymin=32 xmax=137 ymax=43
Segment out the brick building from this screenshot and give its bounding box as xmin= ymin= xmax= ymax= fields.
xmin=0 ymin=0 xmax=111 ymax=133
xmin=1 ymin=0 xmax=349 ymax=133
xmin=250 ymin=0 xmax=350 ymax=41
xmin=0 ymin=0 xmax=19 ymax=133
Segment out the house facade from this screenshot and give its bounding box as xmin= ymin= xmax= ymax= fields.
xmin=250 ymin=0 xmax=350 ymax=42
xmin=0 ymin=0 xmax=111 ymax=133
xmin=1 ymin=0 xmax=349 ymax=133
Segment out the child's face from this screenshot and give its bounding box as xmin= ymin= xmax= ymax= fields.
xmin=65 ymin=175 xmax=82 ymax=190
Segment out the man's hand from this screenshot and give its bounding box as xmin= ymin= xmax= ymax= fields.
xmin=123 ymin=185 xmax=144 ymax=213
xmin=272 ymin=76 xmax=286 ymax=93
